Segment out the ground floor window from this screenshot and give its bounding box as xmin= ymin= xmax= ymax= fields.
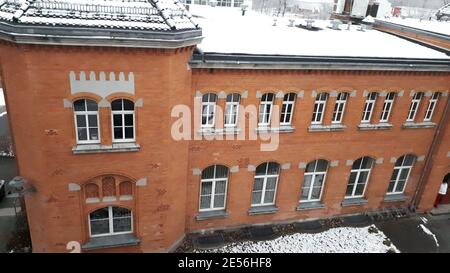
xmin=89 ymin=206 xmax=132 ymax=237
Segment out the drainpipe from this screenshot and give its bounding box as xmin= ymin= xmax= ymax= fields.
xmin=410 ymin=95 xmax=450 ymax=212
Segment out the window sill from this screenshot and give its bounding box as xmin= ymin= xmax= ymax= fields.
xmin=197 ymin=128 xmax=241 ymax=135
xmin=308 ymin=124 xmax=346 ymax=132
xmin=196 ymin=210 xmax=229 ymax=221
xmin=72 ymin=143 xmax=140 ymax=154
xmin=248 ymin=205 xmax=278 ymax=215
xmin=402 ymin=122 xmax=436 ymax=129
xmin=297 ymin=201 xmax=325 ymax=210
xmin=357 ymin=123 xmax=393 ymax=131
xmin=82 ymin=234 xmax=140 ymax=251
xmin=383 ymin=193 xmax=408 ymax=203
xmin=271 ymin=125 xmax=295 ymax=133
xmin=341 ymin=197 xmax=368 ymax=207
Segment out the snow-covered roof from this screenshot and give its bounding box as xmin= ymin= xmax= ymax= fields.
xmin=0 ymin=0 xmax=199 ymax=31
xmin=191 ymin=6 xmax=449 ymax=59
xmin=377 ymin=17 xmax=450 ymax=36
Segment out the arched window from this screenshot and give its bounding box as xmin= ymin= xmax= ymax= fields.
xmin=111 ymin=99 xmax=135 ymax=142
xmin=424 ymin=92 xmax=440 ymax=122
xmin=201 ymin=93 xmax=217 ymax=128
xmin=312 ymin=93 xmax=328 ymax=124
xmin=332 ymin=92 xmax=348 ymax=124
xmin=406 ymin=92 xmax=424 ymax=122
xmin=119 ymin=181 xmax=133 ymax=196
xmin=85 ymin=183 xmax=99 ymax=199
xmin=361 ymin=92 xmax=378 ymax=123
xmin=280 ymin=93 xmax=296 ymax=126
xmin=224 ymin=93 xmax=241 ymax=127
xmin=89 ymin=206 xmax=132 ymax=237
xmin=199 ymin=165 xmax=228 ymax=211
xmin=387 ymin=154 xmax=416 ymax=194
xmin=345 ymin=157 xmax=374 ymax=198
xmin=73 ymin=99 xmax=100 ymax=144
xmin=258 ymin=93 xmax=274 ymax=126
xmin=102 ymin=176 xmax=116 ymax=197
xmin=251 ymin=162 xmax=280 ymax=206
xmin=380 ymin=92 xmax=396 ymax=122
xmin=300 ymin=159 xmax=328 ymax=202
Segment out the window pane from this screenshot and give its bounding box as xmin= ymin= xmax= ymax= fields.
xmin=125 ymin=127 xmax=134 ymax=139
xmin=390 ymin=169 xmax=399 ymax=181
xmin=263 ymin=190 xmax=275 ymax=204
xmin=201 ymin=181 xmax=212 ymax=195
xmin=300 ymin=186 xmax=309 ymax=200
xmin=76 ymin=115 xmax=86 ymax=127
xmin=90 ymin=207 xmax=109 ymax=220
xmin=305 ymin=161 xmax=316 ymax=173
xmin=399 ymin=169 xmax=409 ymax=180
xmin=267 ymin=162 xmax=279 ymax=175
xmin=123 ymin=100 xmax=134 ymax=110
xmin=111 ymin=100 xmax=122 ymax=111
xmin=74 ymin=100 xmax=86 ymax=111
xmin=124 ymin=114 xmax=133 ymax=126
xmin=201 ymin=166 xmax=215 ymax=179
xmin=113 ymin=114 xmax=122 ymax=126
xmin=89 ymin=128 xmax=99 ymax=140
xmin=88 ymin=115 xmax=98 ymax=127
xmin=387 ymin=181 xmax=395 ymax=193
xmin=316 ymin=160 xmax=328 ymax=172
xmin=354 ymin=183 xmax=365 ymax=196
xmin=303 ymin=175 xmax=312 ymax=189
xmin=86 ymin=100 xmax=98 ymax=111
xmin=215 ymin=166 xmax=228 ymax=179
xmin=252 ymin=191 xmax=262 ymax=205
xmin=113 ymin=217 xmax=131 ymax=233
xmin=357 ymin=171 xmax=369 ymax=184
xmin=215 ymin=180 xmax=226 ymax=194
xmin=266 ymin=177 xmax=277 ymax=190
xmin=311 ymin=186 xmax=322 ymax=200
xmin=213 ymin=194 xmax=225 ymax=208
xmin=78 ymin=128 xmax=88 ymax=141
xmin=113 ymin=207 xmax=131 ymax=217
xmin=90 ymin=219 xmax=110 ymax=235
xmin=255 ymin=163 xmax=267 ymax=176
xmin=404 ymin=155 xmax=415 ymax=166
xmin=114 ymin=127 xmax=123 ymax=139
xmin=345 ymin=184 xmax=354 ymax=196
xmin=348 ymin=172 xmax=357 ymax=185
xmin=314 ymin=174 xmax=325 ymax=187
xmin=395 ymin=180 xmax=406 ymax=193
xmin=200 ymin=195 xmax=211 ymax=209
xmin=253 ymin=177 xmax=264 ymax=191
xmin=361 ymin=157 xmax=373 ymax=169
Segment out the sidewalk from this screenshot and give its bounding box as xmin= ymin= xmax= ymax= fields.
xmin=0 ymin=195 xmax=20 ymax=253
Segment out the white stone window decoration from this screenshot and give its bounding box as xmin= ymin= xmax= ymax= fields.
xmin=112 ymin=99 xmax=135 ymax=142
xmin=73 ymin=99 xmax=100 ymax=144
xmin=201 ymin=93 xmax=217 ymax=128
xmin=406 ymin=92 xmax=424 ymax=122
xmin=311 ymin=93 xmax=328 ymax=125
xmin=332 ymin=92 xmax=348 ymax=124
xmin=380 ymin=92 xmax=396 ymax=122
xmin=224 ymin=93 xmax=241 ymax=127
xmin=361 ymin=92 xmax=377 ymax=123
xmin=280 ymin=93 xmax=297 ymax=126
xmin=258 ymin=93 xmax=275 ymax=127
xmin=345 ymin=157 xmax=374 ymax=199
xmin=199 ymin=165 xmax=229 ymax=211
xmin=251 ymin=162 xmax=280 ymax=206
xmin=424 ymin=92 xmax=440 ymax=122
xmin=300 ymin=159 xmax=328 ymax=202
xmin=89 ymin=206 xmax=132 ymax=237
xmin=387 ymin=154 xmax=416 ymax=195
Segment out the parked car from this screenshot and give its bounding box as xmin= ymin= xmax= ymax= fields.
xmin=436 ymin=3 xmax=450 ymax=21
xmin=0 ymin=179 xmax=5 ymax=202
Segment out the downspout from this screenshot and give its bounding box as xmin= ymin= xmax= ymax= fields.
xmin=410 ymin=95 xmax=450 ymax=212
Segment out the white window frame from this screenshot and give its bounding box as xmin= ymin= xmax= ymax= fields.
xmin=88 ymin=206 xmax=133 ymax=238
xmin=331 ymin=92 xmax=348 ymax=124
xmin=361 ymin=92 xmax=377 ymax=123
xmin=73 ymin=99 xmax=100 ymax=144
xmin=201 ymin=93 xmax=217 ymax=128
xmin=311 ymin=93 xmax=328 ymax=125
xmin=424 ymin=92 xmax=440 ymax=122
xmin=345 ymin=157 xmax=373 ymax=199
xmin=387 ymin=156 xmax=415 ymax=195
xmin=300 ymin=160 xmax=328 ymax=203
xmin=251 ymin=163 xmax=280 ymax=207
xmin=199 ymin=165 xmax=228 ymax=212
xmin=280 ymin=93 xmax=296 ymax=126
xmin=111 ymin=99 xmax=135 ymax=143
xmin=258 ymin=93 xmax=274 ymax=127
xmin=224 ymin=93 xmax=240 ymax=128
xmin=406 ymin=92 xmax=423 ymax=122
xmin=380 ymin=92 xmax=395 ymax=123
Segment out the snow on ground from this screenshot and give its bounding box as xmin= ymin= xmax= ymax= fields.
xmin=196 ymin=225 xmax=399 ymax=253
xmin=0 ymin=88 xmax=4 ymax=106
xmin=380 ymin=17 xmax=450 ymax=36
xmin=418 ymin=224 xmax=439 ymax=247
xmin=190 ymin=6 xmax=449 ymax=59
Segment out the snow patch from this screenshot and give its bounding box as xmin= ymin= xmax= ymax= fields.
xmin=0 ymin=112 xmax=6 ymax=117
xmin=418 ymin=224 xmax=439 ymax=247
xmin=0 ymin=88 xmax=4 ymax=106
xmin=197 ymin=225 xmax=399 ymax=253
xmin=420 ymin=217 xmax=428 ymax=224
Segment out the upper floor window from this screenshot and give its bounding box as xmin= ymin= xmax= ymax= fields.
xmin=258 ymin=93 xmax=274 ymax=126
xmin=280 ymin=93 xmax=296 ymax=126
xmin=345 ymin=157 xmax=374 ymax=199
xmin=424 ymin=92 xmax=440 ymax=122
xmin=199 ymin=165 xmax=228 ymax=211
xmin=332 ymin=92 xmax=348 ymax=124
xmin=112 ymin=99 xmax=135 ymax=142
xmin=387 ymin=154 xmax=416 ymax=195
xmin=73 ymin=99 xmax=100 ymax=144
xmin=406 ymin=92 xmax=424 ymax=122
xmin=312 ymin=93 xmax=328 ymax=125
xmin=300 ymin=159 xmax=328 ymax=202
xmin=380 ymin=92 xmax=396 ymax=122
xmin=201 ymin=93 xmax=217 ymax=128
xmin=361 ymin=92 xmax=377 ymax=123
xmin=251 ymin=162 xmax=280 ymax=206
xmin=224 ymin=93 xmax=240 ymax=127
xmin=89 ymin=206 xmax=132 ymax=237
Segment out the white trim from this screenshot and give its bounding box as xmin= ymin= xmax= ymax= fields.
xmin=88 ymin=206 xmax=133 ymax=238
xmin=201 ymin=93 xmax=217 ymax=128
xmin=331 ymin=92 xmax=348 ymax=124
xmin=311 ymin=93 xmax=327 ymax=125
xmin=251 ymin=163 xmax=280 ymax=207
xmin=344 ymin=158 xmax=373 ymax=199
xmin=406 ymin=92 xmax=423 ymax=122
xmin=199 ymin=165 xmax=228 ymax=212
xmin=380 ymin=92 xmax=395 ymax=123
xmin=423 ymin=92 xmax=440 ymax=122
xmin=361 ymin=92 xmax=377 ymax=123
xmin=224 ymin=93 xmax=240 ymax=128
xmin=280 ymin=93 xmax=296 ymax=126
xmin=74 ymin=99 xmax=101 ymax=144
xmin=387 ymin=156 xmax=415 ymax=195
xmin=111 ymin=99 xmax=136 ymax=143
xmin=299 ymin=160 xmax=328 ymax=203
xmin=258 ymin=94 xmax=274 ymax=126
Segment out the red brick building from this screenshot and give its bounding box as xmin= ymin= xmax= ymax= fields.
xmin=0 ymin=1 xmax=448 ymax=252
